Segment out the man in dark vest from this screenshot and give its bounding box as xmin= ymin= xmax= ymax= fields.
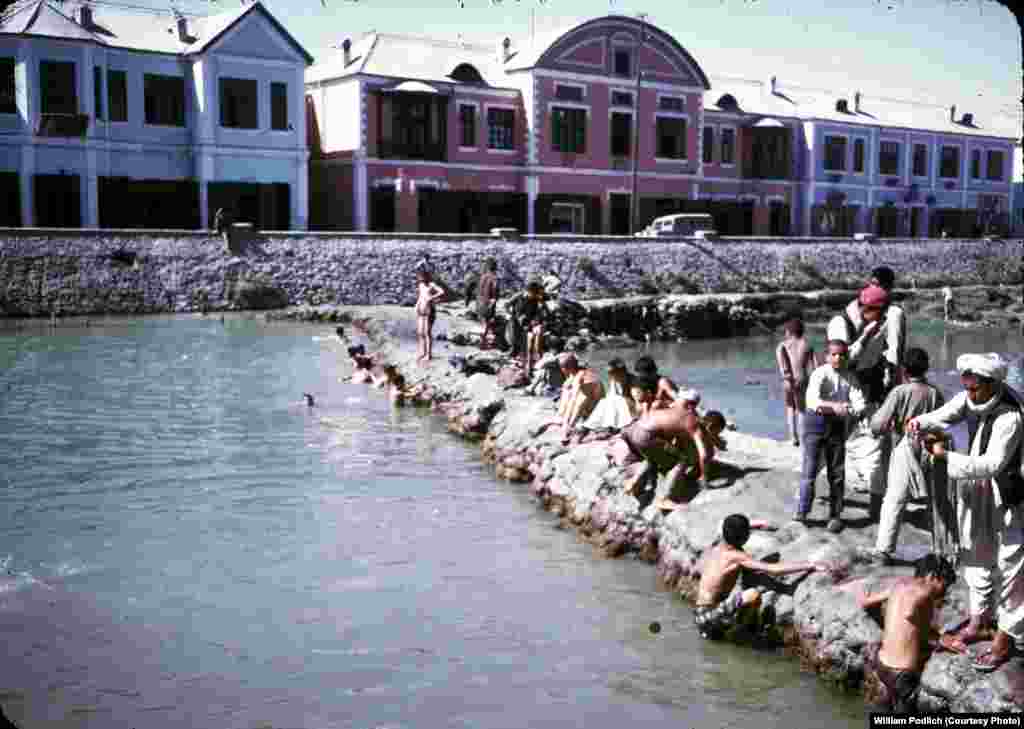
xmin=908 ymin=352 xmax=1024 ymax=672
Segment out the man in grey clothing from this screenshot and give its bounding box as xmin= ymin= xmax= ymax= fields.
xmin=867 ymin=347 xmax=945 ymax=564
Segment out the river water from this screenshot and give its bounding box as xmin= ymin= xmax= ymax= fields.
xmin=0 ymin=312 xmax=1016 ymax=729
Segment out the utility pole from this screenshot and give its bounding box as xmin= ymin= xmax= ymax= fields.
xmin=629 ymin=13 xmax=647 ymax=235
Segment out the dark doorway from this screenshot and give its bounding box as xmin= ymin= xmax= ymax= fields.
xmin=99 ymin=178 xmax=200 ymax=229
xmin=909 ymin=207 xmax=922 ymax=238
xmin=208 ymin=182 xmax=290 ymax=231
xmin=769 ymin=202 xmax=790 ymax=235
xmin=34 ymin=173 xmax=81 ymax=228
xmin=0 ymin=173 xmax=20 ymax=227
xmin=370 ymin=187 xmax=396 ymax=232
xmin=609 ymin=193 xmax=631 ymax=235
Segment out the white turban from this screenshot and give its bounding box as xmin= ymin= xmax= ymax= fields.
xmin=677 ymin=388 xmax=701 ymax=404
xmin=826 ymin=315 xmax=850 ymax=344
xmin=956 ymin=353 xmax=1008 ymax=382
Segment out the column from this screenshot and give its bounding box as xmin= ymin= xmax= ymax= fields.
xmin=293 ymin=152 xmax=309 ymax=230
xmin=354 ymin=156 xmax=368 ymax=231
xmin=803 ymin=182 xmax=814 ymax=236
xmin=197 ymin=151 xmax=214 ymax=229
xmin=84 ymin=148 xmax=98 ymax=227
xmin=19 ymin=146 xmax=33 ymax=227
xmin=526 ymin=175 xmax=538 ymax=234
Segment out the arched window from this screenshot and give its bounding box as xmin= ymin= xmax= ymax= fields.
xmin=716 ymin=94 xmax=738 ymax=110
xmin=450 ymin=63 xmax=485 ymax=85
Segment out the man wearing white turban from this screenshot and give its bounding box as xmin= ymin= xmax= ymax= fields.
xmin=908 ymin=352 xmax=1024 ymax=672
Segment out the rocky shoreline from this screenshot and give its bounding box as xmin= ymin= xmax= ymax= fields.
xmin=307 ymin=298 xmax=1024 ymax=713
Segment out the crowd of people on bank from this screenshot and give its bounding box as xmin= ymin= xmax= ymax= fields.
xmin=339 ymin=256 xmax=1023 ymax=713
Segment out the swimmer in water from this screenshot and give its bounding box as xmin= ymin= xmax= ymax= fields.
xmin=303 ymin=393 xmax=315 ymax=408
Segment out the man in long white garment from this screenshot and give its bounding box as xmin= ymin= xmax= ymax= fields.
xmin=908 ymin=353 xmax=1024 ymax=672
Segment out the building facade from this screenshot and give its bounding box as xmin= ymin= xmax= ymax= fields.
xmin=0 ymin=0 xmax=312 ymax=230
xmin=306 ymin=14 xmax=1016 ymax=237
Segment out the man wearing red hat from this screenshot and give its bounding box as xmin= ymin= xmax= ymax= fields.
xmin=843 ymin=266 xmax=908 ymax=513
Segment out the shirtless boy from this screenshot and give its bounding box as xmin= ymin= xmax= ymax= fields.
xmin=857 ymin=554 xmax=957 ymax=713
xmin=695 ymin=514 xmax=828 ymax=640
xmin=415 ymin=269 xmax=446 ymax=363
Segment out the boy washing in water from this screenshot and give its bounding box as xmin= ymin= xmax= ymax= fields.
xmin=415 ymin=269 xmax=446 ymax=364
xmin=857 ymin=554 xmax=957 ymax=713
xmin=696 ymin=514 xmax=829 ymax=640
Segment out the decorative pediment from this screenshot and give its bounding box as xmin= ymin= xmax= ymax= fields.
xmin=555 ymin=38 xmax=605 ymax=69
xmin=535 ymin=16 xmax=709 ymax=89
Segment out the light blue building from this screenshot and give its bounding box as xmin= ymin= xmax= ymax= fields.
xmin=0 ymin=0 xmax=313 ymax=230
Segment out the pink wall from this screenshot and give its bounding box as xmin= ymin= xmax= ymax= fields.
xmin=448 ymin=93 xmax=527 ymax=167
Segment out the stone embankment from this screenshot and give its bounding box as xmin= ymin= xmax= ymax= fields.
xmin=0 ymin=227 xmax=1020 ymax=317
xmin=325 ymin=305 xmax=1024 ymax=714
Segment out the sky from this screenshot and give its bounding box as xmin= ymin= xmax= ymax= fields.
xmin=231 ymin=0 xmax=1022 ymax=123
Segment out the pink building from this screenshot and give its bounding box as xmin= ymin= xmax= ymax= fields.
xmin=304 ymin=15 xmax=1014 ymax=237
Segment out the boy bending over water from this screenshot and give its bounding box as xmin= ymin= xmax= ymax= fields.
xmin=857 ymin=554 xmax=957 ymax=713
xmin=696 ymin=514 xmax=828 ymax=640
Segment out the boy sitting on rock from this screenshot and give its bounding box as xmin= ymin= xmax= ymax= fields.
xmin=695 ymin=514 xmax=828 ymax=640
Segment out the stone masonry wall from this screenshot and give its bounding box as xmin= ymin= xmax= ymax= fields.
xmin=0 ymin=228 xmax=1020 ymax=316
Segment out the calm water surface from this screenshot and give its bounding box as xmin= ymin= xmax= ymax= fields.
xmin=1 ymin=313 xmax=981 ymax=728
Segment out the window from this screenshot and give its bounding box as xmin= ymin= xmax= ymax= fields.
xmin=378 ymin=94 xmax=448 ymax=161
xmin=720 ymin=127 xmax=734 ymax=164
xmin=657 ymin=117 xmax=687 ymax=159
xmin=450 ymin=63 xmax=484 ymax=85
xmin=824 ymin=135 xmax=846 ymax=171
xmin=40 ymin=60 xmax=77 ymax=115
xmin=550 ymin=202 xmax=584 ymax=233
xmin=658 ymin=96 xmax=684 ymax=112
xmin=144 ymin=74 xmax=185 ymax=127
xmin=611 ymin=91 xmax=633 ymax=107
xmin=271 ymin=81 xmax=288 ymax=131
xmin=554 ymin=84 xmax=584 ymax=102
xmin=487 ymin=107 xmax=514 ymax=150
xmin=610 ymin=111 xmax=631 ymax=157
xmin=459 ymin=104 xmax=476 ymax=147
xmin=702 ymin=126 xmax=714 ymax=163
xmin=853 ymin=139 xmax=865 ymax=173
xmin=613 ymin=49 xmax=631 ymax=77
xmin=93 ymin=66 xmax=103 ymax=120
xmin=940 ymin=146 xmax=959 ymax=178
xmin=220 ymin=77 xmax=257 ymax=129
xmin=551 ymin=107 xmax=585 ymax=154
xmin=912 ymin=143 xmax=928 ymax=177
xmin=986 ymin=150 xmax=1004 ymax=181
xmin=879 ymin=141 xmax=900 ymax=176
xmin=107 ymin=70 xmax=127 ymax=122
xmin=1 ymin=57 xmax=15 ymax=114
xmin=971 ymin=150 xmax=981 ymax=179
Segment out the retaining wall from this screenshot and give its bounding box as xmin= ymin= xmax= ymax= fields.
xmin=0 ymin=228 xmax=1020 ymax=316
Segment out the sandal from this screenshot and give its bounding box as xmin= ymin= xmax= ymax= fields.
xmin=972 ymin=648 xmax=1012 ymax=673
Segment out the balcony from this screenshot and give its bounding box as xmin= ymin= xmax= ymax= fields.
xmin=377 ymin=140 xmax=446 ymax=162
xmin=36 ymin=113 xmax=90 ymax=137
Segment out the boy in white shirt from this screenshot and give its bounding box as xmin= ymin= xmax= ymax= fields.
xmin=793 ymin=317 xmax=868 ymax=533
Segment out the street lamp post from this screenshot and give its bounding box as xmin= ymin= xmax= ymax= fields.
xmin=629 ymin=13 xmax=646 ymax=235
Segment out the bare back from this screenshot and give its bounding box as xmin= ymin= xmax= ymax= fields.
xmin=878 ymin=579 xmax=936 ymax=671
xmin=696 ymin=544 xmax=747 ymax=606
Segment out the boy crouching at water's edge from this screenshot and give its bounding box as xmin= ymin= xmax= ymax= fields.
xmin=695 ymin=514 xmax=829 ymax=640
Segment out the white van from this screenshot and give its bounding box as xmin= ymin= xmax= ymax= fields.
xmin=635 ymin=213 xmax=717 ymax=238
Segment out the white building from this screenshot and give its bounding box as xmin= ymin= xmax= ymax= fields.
xmin=0 ymin=0 xmax=313 ymax=230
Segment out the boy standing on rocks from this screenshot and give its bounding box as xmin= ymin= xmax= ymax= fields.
xmin=695 ymin=514 xmax=828 ymax=640
xmin=794 ymin=317 xmax=868 ymax=533
xmin=858 ymin=553 xmax=957 ymax=713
